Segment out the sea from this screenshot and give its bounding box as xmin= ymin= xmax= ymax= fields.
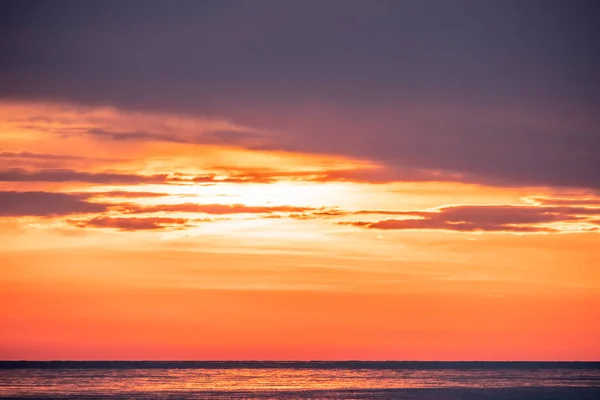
xmin=1 ymin=361 xmax=599 ymax=399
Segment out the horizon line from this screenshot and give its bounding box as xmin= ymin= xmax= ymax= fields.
xmin=2 ymin=360 xmax=599 ymax=363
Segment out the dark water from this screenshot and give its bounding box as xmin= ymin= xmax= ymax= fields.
xmin=1 ymin=362 xmax=599 ymax=399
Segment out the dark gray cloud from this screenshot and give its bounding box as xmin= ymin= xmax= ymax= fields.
xmin=340 ymin=204 xmax=600 ymax=232
xmin=0 ymin=191 xmax=107 ymax=216
xmin=0 ymin=168 xmax=168 ymax=184
xmin=1 ymin=0 xmax=598 ymax=188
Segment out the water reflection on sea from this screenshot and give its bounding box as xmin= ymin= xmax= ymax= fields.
xmin=1 ymin=362 xmax=599 ymax=399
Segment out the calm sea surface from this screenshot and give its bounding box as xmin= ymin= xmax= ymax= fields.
xmin=1 ymin=361 xmax=599 ymax=399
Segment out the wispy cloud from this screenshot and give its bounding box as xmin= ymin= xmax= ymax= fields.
xmin=339 ymin=205 xmax=600 ymax=233
xmin=173 ymin=165 xmax=461 ymax=185
xmin=529 ymin=197 xmax=600 ymax=207
xmin=67 ymin=216 xmax=195 ymax=231
xmin=6 ymin=102 xmax=274 ymax=149
xmin=119 ymin=203 xmax=315 ymax=215
xmin=0 ymin=150 xmax=118 ymax=162
xmin=85 ymin=191 xmax=171 ymax=199
xmin=0 ymin=168 xmax=168 ymax=184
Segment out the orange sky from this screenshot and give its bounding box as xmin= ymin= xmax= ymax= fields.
xmin=1 ymin=101 xmax=599 ymax=360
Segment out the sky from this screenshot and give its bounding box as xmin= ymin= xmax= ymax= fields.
xmin=0 ymin=0 xmax=599 ymax=361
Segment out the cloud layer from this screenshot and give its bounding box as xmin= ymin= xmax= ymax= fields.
xmin=1 ymin=1 xmax=598 ymax=188
xmin=2 ymin=188 xmax=599 ymax=234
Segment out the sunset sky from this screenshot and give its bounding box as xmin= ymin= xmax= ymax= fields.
xmin=1 ymin=0 xmax=599 ymax=361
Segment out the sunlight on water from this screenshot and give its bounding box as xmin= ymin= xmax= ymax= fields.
xmin=1 ymin=364 xmax=600 ymax=399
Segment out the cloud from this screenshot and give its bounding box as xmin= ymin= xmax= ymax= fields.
xmin=77 ymin=128 xmax=268 ymax=147
xmin=530 ymin=197 xmax=600 ymax=207
xmin=9 ymin=105 xmax=273 ymax=149
xmin=175 ymin=165 xmax=462 ymax=185
xmin=119 ymin=203 xmax=315 ymax=215
xmin=178 ymin=169 xmax=356 ymax=185
xmin=83 ymin=128 xmax=188 ymax=143
xmin=1 ymin=1 xmax=598 ymax=189
xmin=310 ymin=168 xmax=463 ymax=184
xmin=0 ymin=189 xmax=319 ymax=222
xmin=68 ymin=216 xmax=192 ymax=231
xmin=85 ymin=191 xmax=171 ymax=198
xmin=0 ymin=150 xmax=115 ymax=161
xmin=0 ymin=168 xmax=168 ymax=184
xmin=79 ymin=127 xmax=272 ymax=148
xmin=0 ymin=165 xmax=456 ymax=187
xmin=0 ymin=191 xmax=107 ymax=216
xmin=0 ymin=150 xmax=124 ymax=171
xmin=340 ymin=205 xmax=600 ymax=233
xmin=3 ymin=187 xmax=599 ymax=235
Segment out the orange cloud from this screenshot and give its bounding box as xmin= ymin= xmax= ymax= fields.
xmin=172 ymin=166 xmax=466 ymax=185
xmin=68 ymin=216 xmax=194 ymax=231
xmin=119 ymin=203 xmax=316 ymax=215
xmin=530 ymin=197 xmax=600 ymax=207
xmin=86 ymin=191 xmax=171 ymax=199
